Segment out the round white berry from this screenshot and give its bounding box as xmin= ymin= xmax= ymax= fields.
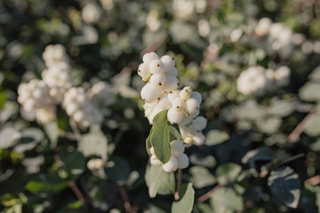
xmin=172 ymin=97 xmax=185 ymax=112
xmin=177 ymin=153 xmax=189 ymax=169
xmin=193 ymin=116 xmax=207 ymax=130
xmin=167 ymin=108 xmax=185 ymax=124
xmin=162 ymin=156 xmax=178 ymax=172
xmin=160 ymin=55 xmax=175 ymax=72
xmin=180 ymin=86 xmax=192 ymax=101
xmin=143 ymin=52 xmax=159 ymax=64
xmin=149 ymin=59 xmax=165 ymax=75
xmin=138 ymin=63 xmax=151 ymax=81
xmin=185 ymin=98 xmax=200 ymax=114
xmin=170 ymin=140 xmax=185 ymax=157
xmin=164 ymin=75 xmax=179 ymax=91
xmin=192 ymin=133 xmax=205 ymax=146
xmin=149 ymin=73 xmax=167 ymax=88
xmin=140 ymin=83 xmax=161 ymax=103
xmin=168 ymin=90 xmax=180 ymax=103
xmin=191 ymin=91 xmax=202 ymax=103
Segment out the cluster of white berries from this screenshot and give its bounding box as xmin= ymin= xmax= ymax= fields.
xmin=63 ymin=87 xmax=103 ymax=129
xmin=150 ymin=140 xmax=189 ymax=172
xmin=138 ymin=52 xmax=207 ymax=172
xmin=172 ymin=0 xmax=207 ymax=20
xmin=237 ymin=65 xmax=291 ymax=96
xmin=18 ymin=44 xmax=114 ymax=128
xmin=17 ymin=79 xmax=56 ymax=123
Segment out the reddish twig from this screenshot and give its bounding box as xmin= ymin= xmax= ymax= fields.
xmin=174 ymin=169 xmax=182 ymax=200
xmin=118 ymin=185 xmax=133 ymax=213
xmin=196 ymin=184 xmax=223 ymax=203
xmin=288 ymin=108 xmax=317 ymax=143
xmin=140 ymin=34 xmax=167 ymax=57
xmin=68 ymin=181 xmax=87 ymax=205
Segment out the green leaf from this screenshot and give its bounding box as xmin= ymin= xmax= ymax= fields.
xmin=0 ymin=90 xmax=6 ymax=109
xmin=210 ymin=187 xmax=244 ymax=213
xmin=268 ymin=166 xmax=300 ymax=208
xmin=170 ymin=125 xmax=182 ymax=141
xmin=268 ymin=100 xmax=294 ymax=117
xmin=146 ymin=126 xmax=154 ymax=156
xmin=216 ymin=163 xmax=242 ymax=185
xmin=105 ymin=156 xmax=131 ymax=185
xmin=257 ymin=117 xmax=282 ymax=134
xmin=299 ymin=82 xmax=320 ymax=102
xmin=0 ymin=128 xmax=21 ymax=149
xmin=43 ymin=121 xmax=58 ymax=149
xmin=64 ymin=151 xmax=85 ymax=179
xmin=206 ymin=130 xmax=229 ymax=146
xmin=78 ymin=125 xmax=108 ymax=160
xmin=304 ymin=112 xmax=320 ymax=136
xmin=150 ymin=110 xmax=171 ymax=164
xmin=25 ymin=174 xmax=68 ymax=194
xmin=145 ymin=164 xmax=175 ymax=198
xmin=172 ymin=183 xmax=195 ymax=213
xmin=190 ymin=166 xmax=216 ymax=188
xmin=14 ymin=128 xmax=44 ymax=153
xmin=241 ymin=146 xmax=273 ymax=168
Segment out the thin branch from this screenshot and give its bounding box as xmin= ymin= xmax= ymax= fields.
xmin=288 ymin=108 xmax=317 ymax=143
xmin=140 ymin=34 xmax=167 ymax=57
xmin=118 ymin=185 xmax=133 ymax=213
xmin=68 ymin=181 xmax=87 ymax=205
xmin=174 ymin=169 xmax=182 ymax=200
xmin=259 ymin=153 xmax=305 ymax=178
xmin=196 ymin=184 xmax=223 ymax=203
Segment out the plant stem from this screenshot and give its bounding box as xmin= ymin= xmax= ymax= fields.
xmin=196 ymin=184 xmax=223 ymax=203
xmin=288 ymin=108 xmax=317 ymax=142
xmin=174 ymin=169 xmax=182 ymax=200
xmin=118 ymin=185 xmax=132 ymax=213
xmin=68 ymin=181 xmax=87 ymax=205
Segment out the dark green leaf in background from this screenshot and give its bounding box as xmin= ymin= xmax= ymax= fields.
xmin=268 ymin=166 xmax=300 ymax=208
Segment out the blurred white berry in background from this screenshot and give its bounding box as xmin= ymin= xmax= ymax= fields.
xmin=146 ymin=10 xmax=162 ymax=32
xmin=17 ymin=79 xmax=56 ymax=123
xmin=82 ymin=3 xmax=102 ymax=24
xmin=237 ymin=66 xmax=269 ymax=96
xmin=63 ymin=87 xmax=103 ymax=129
xmin=88 ymin=81 xmax=115 ymax=116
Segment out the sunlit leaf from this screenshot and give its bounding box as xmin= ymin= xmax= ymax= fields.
xmin=145 ymin=164 xmax=175 ymax=198
xmin=206 ymin=130 xmax=229 ymax=146
xmin=190 ymin=166 xmax=216 ymax=188
xmin=210 ymin=187 xmax=244 ymax=213
xmin=172 ymin=183 xmax=194 ymax=213
xmin=78 ymin=125 xmax=108 ymax=160
xmin=0 ymin=127 xmax=21 ymax=149
xmin=25 ymin=174 xmax=68 ymax=194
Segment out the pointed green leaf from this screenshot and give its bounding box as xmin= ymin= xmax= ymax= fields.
xmin=190 ymin=166 xmax=216 ymax=188
xmin=150 ymin=110 xmax=171 ymax=164
xmin=268 ymin=166 xmax=300 ymax=208
xmin=172 ymin=183 xmax=195 ymax=213
xmin=43 ymin=120 xmax=58 ymax=148
xmin=64 ymin=151 xmax=85 ymax=179
xmin=206 ymin=130 xmax=229 ymax=146
xmin=25 ymin=174 xmax=68 ymax=194
xmin=145 ymin=164 xmax=175 ymax=198
xmin=210 ymin=187 xmax=244 ymax=213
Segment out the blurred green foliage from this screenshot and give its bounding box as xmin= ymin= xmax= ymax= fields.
xmin=1 ymin=0 xmax=320 ymax=212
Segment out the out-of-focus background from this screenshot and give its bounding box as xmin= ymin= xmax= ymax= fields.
xmin=1 ymin=0 xmax=320 ymax=212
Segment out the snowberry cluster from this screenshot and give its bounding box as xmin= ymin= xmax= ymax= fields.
xmin=138 ymin=52 xmax=207 ymax=172
xmin=17 ymin=79 xmax=56 ymax=123
xmin=18 ymin=44 xmax=114 ymax=128
xmin=237 ymin=65 xmax=291 ymax=96
xmin=63 ymin=87 xmax=103 ymax=129
xmin=42 ymin=44 xmax=72 ymax=103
